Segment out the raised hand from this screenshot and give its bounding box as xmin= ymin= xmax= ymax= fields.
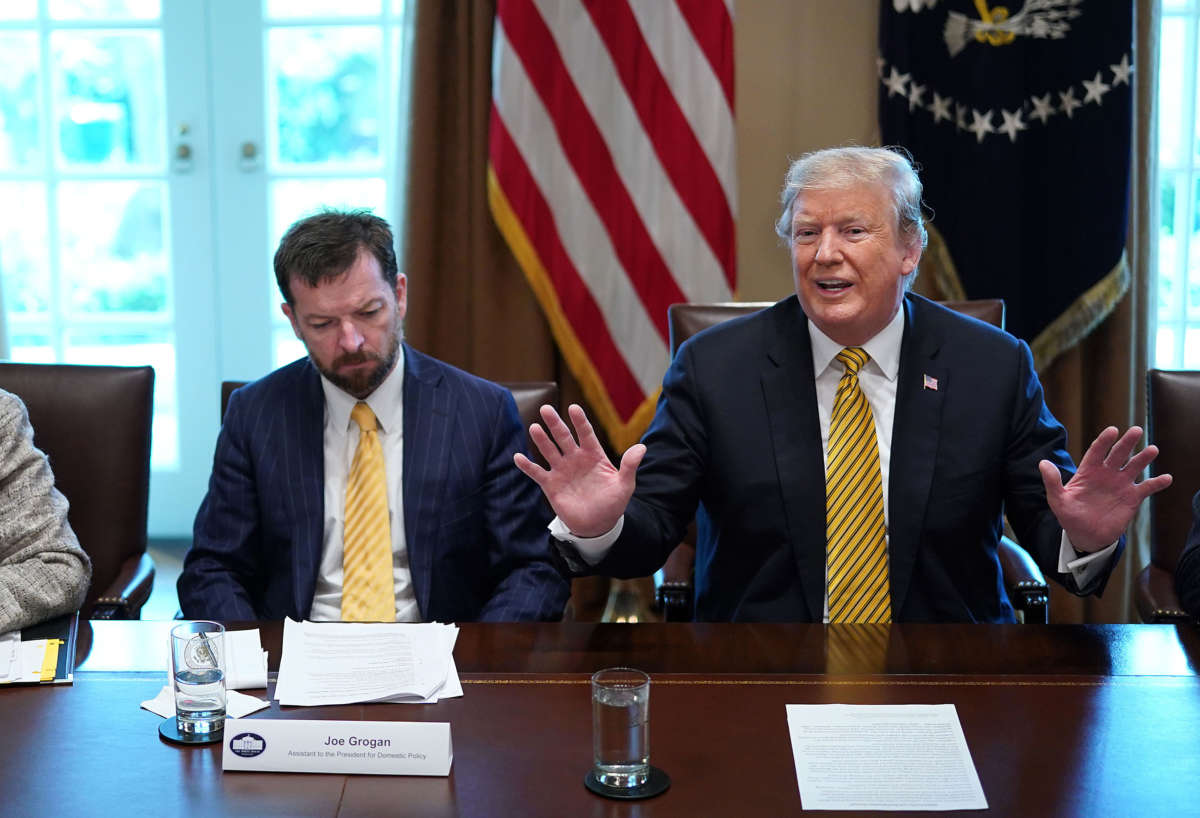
xmin=1038 ymin=426 xmax=1172 ymax=553
xmin=514 ymin=404 xmax=645 ymax=537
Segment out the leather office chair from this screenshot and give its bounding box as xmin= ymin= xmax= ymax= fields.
xmin=654 ymin=299 xmax=1051 ymax=623
xmin=0 ymin=363 xmax=156 ymax=619
xmin=1134 ymin=369 xmax=1200 ymax=622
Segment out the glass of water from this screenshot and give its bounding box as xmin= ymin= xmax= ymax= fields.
xmin=591 ymin=667 xmax=650 ymax=788
xmin=169 ymin=621 xmax=227 ymax=736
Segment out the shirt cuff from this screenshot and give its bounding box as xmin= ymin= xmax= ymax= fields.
xmin=548 ymin=515 xmax=624 ymax=566
xmin=1058 ymin=532 xmax=1118 ymax=584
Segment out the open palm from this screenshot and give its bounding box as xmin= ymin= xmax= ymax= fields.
xmin=514 ymin=404 xmax=644 ymax=537
xmin=1039 ymin=426 xmax=1172 ymax=553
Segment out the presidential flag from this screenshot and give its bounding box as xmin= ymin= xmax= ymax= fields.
xmin=488 ymin=0 xmax=736 ymax=451
xmin=880 ymin=0 xmax=1132 ymax=368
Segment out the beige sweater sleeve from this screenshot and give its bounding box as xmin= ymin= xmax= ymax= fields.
xmin=0 ymin=389 xmax=91 ymax=633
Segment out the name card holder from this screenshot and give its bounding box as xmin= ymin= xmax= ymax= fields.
xmin=221 ymin=718 xmax=452 ymax=776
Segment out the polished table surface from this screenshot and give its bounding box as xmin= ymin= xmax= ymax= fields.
xmin=4 ymin=622 xmax=1200 ymax=817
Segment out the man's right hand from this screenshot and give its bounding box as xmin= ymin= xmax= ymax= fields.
xmin=513 ymin=404 xmax=645 ymax=538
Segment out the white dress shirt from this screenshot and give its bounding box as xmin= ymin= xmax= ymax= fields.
xmin=556 ymin=305 xmax=1115 ymax=597
xmin=309 ymin=349 xmax=420 ymax=622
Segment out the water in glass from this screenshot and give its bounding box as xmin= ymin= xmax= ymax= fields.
xmin=592 ymin=683 xmax=649 ymax=788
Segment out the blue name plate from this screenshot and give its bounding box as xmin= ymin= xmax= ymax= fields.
xmin=221 ymin=718 xmax=452 ymax=776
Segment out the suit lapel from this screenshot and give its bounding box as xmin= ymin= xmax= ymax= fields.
xmin=887 ymin=295 xmax=945 ymax=617
xmin=760 ymin=299 xmax=827 ymax=622
xmin=291 ymin=361 xmax=326 ymax=618
xmin=401 ymin=345 xmax=449 ymax=619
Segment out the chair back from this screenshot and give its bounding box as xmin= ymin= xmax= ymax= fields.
xmin=669 ymin=302 xmax=775 ymax=354
xmin=1146 ymin=369 xmax=1200 ymax=573
xmin=0 ymin=363 xmax=154 ymax=618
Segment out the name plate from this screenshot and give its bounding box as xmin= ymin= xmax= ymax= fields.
xmin=221 ymin=718 xmax=452 ymax=776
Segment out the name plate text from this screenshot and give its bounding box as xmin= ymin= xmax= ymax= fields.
xmin=221 ymin=718 xmax=452 ymax=776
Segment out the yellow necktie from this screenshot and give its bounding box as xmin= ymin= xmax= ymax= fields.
xmin=826 ymin=347 xmax=891 ymax=624
xmin=341 ymin=402 xmax=395 ymax=622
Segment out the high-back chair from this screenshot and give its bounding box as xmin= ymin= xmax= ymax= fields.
xmin=0 ymin=363 xmax=155 ymax=619
xmin=654 ymin=299 xmax=1051 ymax=623
xmin=1134 ymin=369 xmax=1200 ymax=622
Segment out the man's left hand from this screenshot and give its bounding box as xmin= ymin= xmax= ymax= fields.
xmin=1038 ymin=425 xmax=1172 ymax=554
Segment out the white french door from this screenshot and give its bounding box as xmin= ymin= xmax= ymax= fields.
xmin=0 ymin=0 xmax=413 ymax=535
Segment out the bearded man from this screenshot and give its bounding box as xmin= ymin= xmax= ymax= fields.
xmin=179 ymin=210 xmax=567 ymax=622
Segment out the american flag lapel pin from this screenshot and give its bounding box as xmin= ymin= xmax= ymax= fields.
xmin=923 ymin=374 xmax=938 ymax=391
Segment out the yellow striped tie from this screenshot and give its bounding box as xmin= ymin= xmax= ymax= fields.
xmin=826 ymin=347 xmax=891 ymax=624
xmin=341 ymin=402 xmax=396 ymax=622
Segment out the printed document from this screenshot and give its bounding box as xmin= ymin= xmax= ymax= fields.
xmin=274 ymin=618 xmax=462 ymax=706
xmin=786 ymin=704 xmax=987 ymax=811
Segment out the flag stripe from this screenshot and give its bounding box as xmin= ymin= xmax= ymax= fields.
xmin=490 ymin=0 xmax=735 ymax=449
xmin=531 ymin=0 xmax=731 ymax=306
xmin=672 ymin=0 xmax=735 ymax=109
xmin=489 ymin=110 xmax=646 ymax=417
xmin=584 ymin=0 xmax=736 ymax=291
xmin=500 ymin=0 xmax=685 ymax=342
xmin=493 ymin=24 xmax=669 ymax=395
xmin=628 ymin=0 xmax=737 ymax=206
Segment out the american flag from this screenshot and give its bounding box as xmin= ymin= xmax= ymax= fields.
xmin=488 ymin=0 xmax=736 ymax=451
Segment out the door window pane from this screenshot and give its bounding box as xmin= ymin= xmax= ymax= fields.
xmin=9 ymin=333 xmax=53 ymax=361
xmin=269 ymin=27 xmax=382 ymax=167
xmin=0 ymin=182 xmax=50 ymax=315
xmin=57 ymin=181 xmax=169 ymax=315
xmin=50 ymin=0 xmax=159 ymax=20
xmin=267 ymin=0 xmax=381 ymax=17
xmin=0 ymin=34 xmax=42 ymax=170
xmin=1158 ymin=18 xmax=1186 ymax=168
xmin=274 ymin=326 xmax=305 ymax=370
xmin=1186 ymin=327 xmax=1200 ymax=368
xmin=270 ymin=178 xmax=386 ymax=245
xmin=0 ymin=1 xmax=36 ymax=20
xmin=65 ymin=327 xmax=176 ymax=467
xmin=52 ymin=30 xmax=165 ymax=168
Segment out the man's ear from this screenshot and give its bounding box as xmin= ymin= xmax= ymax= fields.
xmin=394 ymin=273 xmax=408 ymax=322
xmin=900 ymin=238 xmax=922 ymax=278
xmin=281 ymin=302 xmax=302 ymax=339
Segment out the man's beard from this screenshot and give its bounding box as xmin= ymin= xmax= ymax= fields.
xmin=314 ymin=326 xmax=402 ymax=399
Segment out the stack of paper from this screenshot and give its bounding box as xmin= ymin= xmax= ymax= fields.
xmin=0 ymin=631 xmax=61 ymax=684
xmin=273 ymin=618 xmax=462 ymax=706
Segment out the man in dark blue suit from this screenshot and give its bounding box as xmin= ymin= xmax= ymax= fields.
xmin=516 ymin=146 xmax=1170 ymax=622
xmin=179 ymin=210 xmax=567 ymax=622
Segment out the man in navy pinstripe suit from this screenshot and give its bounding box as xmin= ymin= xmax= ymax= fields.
xmin=178 ymin=211 xmax=568 ymax=622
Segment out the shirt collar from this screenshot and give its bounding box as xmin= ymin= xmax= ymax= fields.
xmin=808 ymin=304 xmax=905 ymax=381
xmin=320 ymin=345 xmax=406 ymax=434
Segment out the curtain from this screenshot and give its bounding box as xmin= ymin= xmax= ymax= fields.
xmin=913 ymin=1 xmax=1159 ymax=622
xmin=1041 ymin=0 xmax=1158 ymax=623
xmin=400 ymin=0 xmax=554 ymax=382
xmin=400 ymin=0 xmax=610 ymax=621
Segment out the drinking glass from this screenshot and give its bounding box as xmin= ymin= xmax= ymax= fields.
xmin=591 ymin=667 xmax=650 ymax=788
xmin=169 ymin=620 xmax=226 ymax=735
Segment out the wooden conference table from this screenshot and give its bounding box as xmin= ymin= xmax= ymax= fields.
xmin=4 ymin=621 xmax=1200 ymax=817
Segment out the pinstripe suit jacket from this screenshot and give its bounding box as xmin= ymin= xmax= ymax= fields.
xmin=178 ymin=346 xmax=568 ymax=622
